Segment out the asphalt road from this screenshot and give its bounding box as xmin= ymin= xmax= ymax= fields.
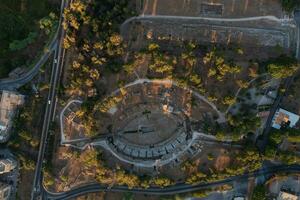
xmin=0 ymin=40 xmax=57 ymax=90
xmin=258 ymin=76 xmax=294 ymax=152
xmin=0 ymin=0 xmax=66 ymax=91
xmin=31 ymin=0 xmax=67 ymax=199
xmin=43 ymin=164 xmax=300 ymax=200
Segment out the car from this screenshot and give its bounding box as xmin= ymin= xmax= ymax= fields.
xmin=54 ymin=59 xmax=58 ymax=64
xmin=48 ymin=100 xmax=51 ymax=105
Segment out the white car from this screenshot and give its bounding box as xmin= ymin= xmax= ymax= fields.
xmin=48 ymin=100 xmax=51 ymax=105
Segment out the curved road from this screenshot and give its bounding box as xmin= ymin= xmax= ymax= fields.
xmin=43 ymin=164 xmax=300 ymax=200
xmin=0 ymin=0 xmax=66 ymax=91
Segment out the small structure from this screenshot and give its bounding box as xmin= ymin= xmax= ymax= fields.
xmin=0 ymin=182 xmax=11 ymax=200
xmin=0 ymin=90 xmax=25 ymax=142
xmin=0 ymin=158 xmax=17 ymax=174
xmin=233 ymin=197 xmax=245 ymax=200
xmin=277 ymin=191 xmax=299 ymax=200
xmin=271 ymin=108 xmax=300 ymax=130
xmin=162 ymin=104 xmax=174 ymax=113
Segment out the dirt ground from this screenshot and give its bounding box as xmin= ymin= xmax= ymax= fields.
xmin=16 ymin=169 xmax=35 ymax=200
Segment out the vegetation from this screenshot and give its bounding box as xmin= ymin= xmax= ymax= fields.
xmin=264 ymin=128 xmax=300 ymax=164
xmin=61 ymin=149 xmax=175 ymax=189
xmin=183 ymin=147 xmax=262 ymax=185
xmin=281 ymin=0 xmax=300 ymax=12
xmin=0 ymin=0 xmax=59 ymax=78
xmin=203 ymin=49 xmax=241 ymax=81
xmin=52 ymin=0 xmax=300 ymax=193
xmin=251 ymin=184 xmax=267 ymax=200
xmin=267 ymin=55 xmax=299 ymax=79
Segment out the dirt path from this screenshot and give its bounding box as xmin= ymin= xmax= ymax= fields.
xmin=151 ymin=0 xmax=158 ymax=16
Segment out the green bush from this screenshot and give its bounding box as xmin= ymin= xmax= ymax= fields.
xmin=281 ymin=0 xmax=300 ymax=12
xmin=252 ymin=184 xmax=267 ymax=200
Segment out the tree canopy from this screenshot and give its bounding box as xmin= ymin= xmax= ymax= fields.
xmin=267 ymin=55 xmax=299 ymax=79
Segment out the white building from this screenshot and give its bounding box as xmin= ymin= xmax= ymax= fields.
xmin=0 ymin=183 xmax=11 ymax=200
xmin=271 ymin=108 xmax=300 ymax=130
xmin=233 ymin=197 xmax=245 ymax=200
xmin=0 ymin=90 xmax=25 ymax=142
xmin=0 ymin=158 xmax=17 ymax=174
xmin=277 ymin=191 xmax=299 ymax=200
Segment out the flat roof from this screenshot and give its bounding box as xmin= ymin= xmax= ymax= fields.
xmin=272 ymin=108 xmax=300 ymax=130
xmin=278 ymin=191 xmax=299 ymax=200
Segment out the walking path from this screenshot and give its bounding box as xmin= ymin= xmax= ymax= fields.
xmin=225 ymin=73 xmax=270 ymax=114
xmin=60 ymin=99 xmax=83 ymax=144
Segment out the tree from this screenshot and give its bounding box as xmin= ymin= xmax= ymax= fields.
xmin=222 ymin=96 xmax=236 ymax=106
xmin=252 ymin=185 xmax=267 ymax=200
xmin=39 ymin=12 xmax=57 ymax=35
xmin=9 ymin=32 xmax=37 ymax=51
xmin=267 ymin=55 xmax=299 ymax=79
xmin=236 ymin=80 xmax=250 ymax=89
xmin=148 ymin=43 xmax=160 ymax=52
xmin=109 ymin=34 xmax=122 ymax=46
xmin=151 ymin=177 xmax=173 ymax=187
xmin=281 ymin=0 xmax=300 ymax=12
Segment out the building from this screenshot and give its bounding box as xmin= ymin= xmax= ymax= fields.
xmin=0 ymin=158 xmax=17 ymax=174
xmin=233 ymin=196 xmax=245 ymax=200
xmin=0 ymin=183 xmax=11 ymax=200
xmin=0 ymin=90 xmax=25 ymax=142
xmin=271 ymin=108 xmax=300 ymax=130
xmin=277 ymin=191 xmax=299 ymax=200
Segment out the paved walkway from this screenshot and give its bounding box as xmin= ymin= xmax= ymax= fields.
xmin=60 ymin=99 xmax=83 ymax=144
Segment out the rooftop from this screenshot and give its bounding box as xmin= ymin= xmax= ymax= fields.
xmin=0 ymin=90 xmax=25 ymax=141
xmin=0 ymin=182 xmax=11 ymax=200
xmin=0 ymin=158 xmax=17 ymax=174
xmin=272 ymin=108 xmax=300 ymax=130
xmin=277 ymin=191 xmax=299 ymax=200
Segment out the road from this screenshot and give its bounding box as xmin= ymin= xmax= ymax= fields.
xmin=258 ymin=77 xmax=294 ymax=152
xmin=43 ymin=164 xmax=300 ymax=200
xmin=31 ymin=0 xmax=67 ymax=199
xmin=0 ymin=0 xmax=66 ymax=91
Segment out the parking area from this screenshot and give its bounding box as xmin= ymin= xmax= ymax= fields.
xmin=122 ymin=16 xmax=297 ymax=50
xmin=137 ymin=0 xmax=284 ymax=18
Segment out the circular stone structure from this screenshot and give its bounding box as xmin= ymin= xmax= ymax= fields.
xmin=103 ymin=80 xmax=204 ymax=168
xmin=114 ymin=102 xmax=186 ymax=145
